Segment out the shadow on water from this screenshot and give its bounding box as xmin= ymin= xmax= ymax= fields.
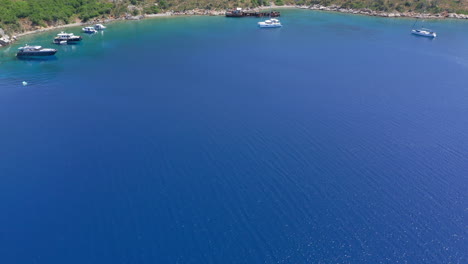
xmin=410 ymin=34 xmax=436 ymax=41
xmin=54 ymin=42 xmax=82 ymax=45
xmin=16 ymin=56 xmax=58 ymax=62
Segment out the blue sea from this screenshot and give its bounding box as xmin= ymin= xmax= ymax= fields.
xmin=0 ymin=9 xmax=467 ymax=263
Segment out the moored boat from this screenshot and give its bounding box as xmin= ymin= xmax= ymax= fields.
xmin=258 ymin=18 xmax=282 ymax=28
xmin=82 ymin=26 xmax=97 ymax=34
xmin=411 ymin=28 xmax=437 ymax=38
xmin=94 ymin=24 xmax=106 ymax=30
xmin=53 ymin=32 xmax=82 ymax=44
xmin=16 ymin=45 xmax=57 ymax=57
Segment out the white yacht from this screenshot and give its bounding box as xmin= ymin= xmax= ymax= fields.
xmin=82 ymin=26 xmax=97 ymax=34
xmin=258 ymin=18 xmax=282 ymax=28
xmin=411 ymin=28 xmax=436 ymax=38
xmin=54 ymin=32 xmax=82 ymax=44
xmin=94 ymin=24 xmax=106 ymax=30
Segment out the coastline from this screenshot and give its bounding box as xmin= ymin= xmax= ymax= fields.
xmin=6 ymin=11 xmax=214 ymax=43
xmin=2 ymin=5 xmax=468 ymax=47
xmin=292 ymin=4 xmax=468 ymax=19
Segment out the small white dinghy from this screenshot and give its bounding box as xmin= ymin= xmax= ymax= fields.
xmin=258 ymin=18 xmax=282 ymax=28
xmin=411 ymin=28 xmax=437 ymax=38
xmin=94 ymin=24 xmax=106 ymax=30
xmin=82 ymin=26 xmax=97 ymax=34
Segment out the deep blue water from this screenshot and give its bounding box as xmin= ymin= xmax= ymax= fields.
xmin=0 ymin=9 xmax=467 ymax=263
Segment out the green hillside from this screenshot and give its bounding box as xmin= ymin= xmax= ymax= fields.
xmin=0 ymin=0 xmax=467 ymax=34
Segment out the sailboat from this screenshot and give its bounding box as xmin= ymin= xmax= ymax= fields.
xmin=411 ymin=19 xmax=436 ymax=37
xmin=411 ymin=27 xmax=437 ymax=38
xmin=410 ymin=3 xmax=437 ymax=38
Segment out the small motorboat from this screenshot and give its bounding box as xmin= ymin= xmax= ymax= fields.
xmin=16 ymin=45 xmax=57 ymax=57
xmin=411 ymin=28 xmax=436 ymax=38
xmin=94 ymin=24 xmax=106 ymax=30
xmin=258 ymin=18 xmax=282 ymax=28
xmin=82 ymin=26 xmax=97 ymax=34
xmin=54 ymin=32 xmax=82 ymax=44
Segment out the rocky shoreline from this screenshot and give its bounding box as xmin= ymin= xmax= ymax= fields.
xmin=295 ymin=4 xmax=468 ymax=19
xmin=0 ymin=10 xmax=226 ymax=48
xmin=1 ymin=5 xmax=467 ymax=48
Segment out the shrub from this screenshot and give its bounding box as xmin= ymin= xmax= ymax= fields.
xmin=144 ymin=5 xmax=161 ymax=14
xmin=275 ymin=0 xmax=285 ymax=6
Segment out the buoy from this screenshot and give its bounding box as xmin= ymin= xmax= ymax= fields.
xmin=22 ymin=81 xmax=28 ymax=86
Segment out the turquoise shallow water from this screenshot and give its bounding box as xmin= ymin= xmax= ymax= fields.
xmin=0 ymin=9 xmax=467 ymax=263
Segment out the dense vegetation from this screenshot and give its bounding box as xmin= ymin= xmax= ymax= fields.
xmin=308 ymin=0 xmax=468 ymax=14
xmin=0 ymin=0 xmax=467 ymax=34
xmin=0 ymin=0 xmax=114 ymax=32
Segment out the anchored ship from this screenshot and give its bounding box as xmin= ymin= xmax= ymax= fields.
xmin=16 ymin=45 xmax=57 ymax=57
xmin=54 ymin=32 xmax=82 ymax=44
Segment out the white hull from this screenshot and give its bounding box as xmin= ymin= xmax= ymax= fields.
xmin=411 ymin=30 xmax=436 ymax=38
xmin=94 ymin=24 xmax=106 ymax=30
xmin=258 ymin=19 xmax=282 ymax=28
xmin=258 ymin=24 xmax=282 ymax=28
xmin=83 ymin=27 xmax=97 ymax=34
